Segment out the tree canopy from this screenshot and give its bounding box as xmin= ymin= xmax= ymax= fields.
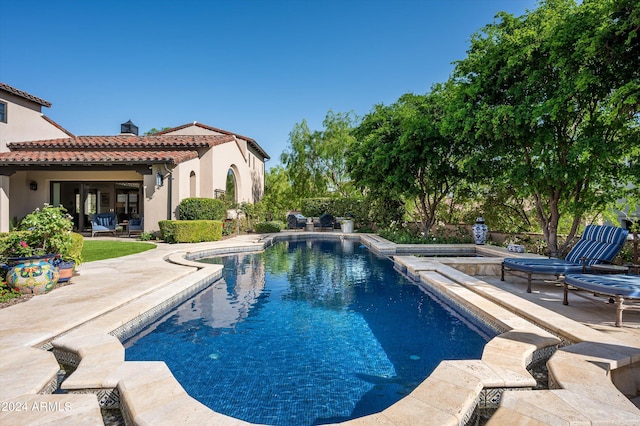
xmin=349 ymin=87 xmax=470 ymax=233
xmin=280 ymin=111 xmax=359 ymax=200
xmin=450 ymin=0 xmax=640 ymax=254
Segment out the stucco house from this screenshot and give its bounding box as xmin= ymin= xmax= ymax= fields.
xmin=0 ymin=82 xmax=270 ymax=234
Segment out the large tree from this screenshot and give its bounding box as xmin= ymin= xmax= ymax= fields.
xmin=281 ymin=111 xmax=359 ymax=199
xmin=261 ymin=165 xmax=294 ymax=219
xmin=451 ymin=0 xmax=640 ymax=255
xmin=348 ymin=87 xmax=470 ymax=234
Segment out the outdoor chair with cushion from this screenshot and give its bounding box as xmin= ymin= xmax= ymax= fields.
xmin=319 ymin=213 xmax=334 ymax=231
xmin=287 ymin=213 xmax=306 ymax=230
xmin=563 ymin=274 xmax=640 ymax=327
xmin=91 ymin=213 xmax=118 ymax=237
xmin=128 ymin=216 xmax=144 ymax=237
xmin=501 ymin=225 xmax=629 ymax=293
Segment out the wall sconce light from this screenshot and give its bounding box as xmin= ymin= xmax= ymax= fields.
xmin=30 ymin=181 xmax=38 ymax=191
xmin=156 ymin=172 xmax=164 ymax=187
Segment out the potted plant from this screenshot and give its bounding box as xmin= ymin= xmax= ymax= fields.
xmin=340 ymin=214 xmax=354 ymax=233
xmin=53 ymin=232 xmax=83 ymax=283
xmin=0 ymin=204 xmax=74 ymax=294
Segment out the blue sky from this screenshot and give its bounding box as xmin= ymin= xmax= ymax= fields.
xmin=1 ymin=0 xmax=537 ymax=167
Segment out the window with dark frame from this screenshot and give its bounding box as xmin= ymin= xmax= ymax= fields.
xmin=0 ymin=101 xmax=6 ymax=123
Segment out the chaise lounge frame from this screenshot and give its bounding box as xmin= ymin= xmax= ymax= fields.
xmin=563 ymin=273 xmax=640 ymax=327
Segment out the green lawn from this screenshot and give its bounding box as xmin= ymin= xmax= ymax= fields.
xmin=81 ymin=240 xmax=157 ymax=263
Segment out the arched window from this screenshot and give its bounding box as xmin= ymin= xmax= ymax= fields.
xmin=226 ymin=168 xmax=237 ymax=203
xmin=189 ymin=171 xmax=196 ymax=197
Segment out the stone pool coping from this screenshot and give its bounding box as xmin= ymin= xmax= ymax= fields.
xmin=0 ymin=232 xmax=638 ymax=425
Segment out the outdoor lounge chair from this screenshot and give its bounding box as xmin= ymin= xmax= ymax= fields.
xmin=319 ymin=213 xmax=334 ymax=231
xmin=287 ymin=213 xmax=306 ymax=230
xmin=563 ymin=274 xmax=640 ymax=327
xmin=128 ymin=217 xmax=143 ymax=237
xmin=91 ymin=213 xmax=118 ymax=237
xmin=501 ymin=225 xmax=629 ymax=293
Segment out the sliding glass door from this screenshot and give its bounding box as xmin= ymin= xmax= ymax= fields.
xmin=51 ymin=181 xmax=142 ymax=232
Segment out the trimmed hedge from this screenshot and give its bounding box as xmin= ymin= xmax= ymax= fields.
xmin=177 ymin=198 xmax=226 ymax=220
xmin=254 ymin=221 xmax=283 ymax=233
xmin=158 ymin=220 xmax=223 ymax=243
xmin=301 ymin=198 xmax=366 ymax=221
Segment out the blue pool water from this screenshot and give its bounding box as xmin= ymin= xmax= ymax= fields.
xmin=124 ymin=239 xmax=493 ymax=425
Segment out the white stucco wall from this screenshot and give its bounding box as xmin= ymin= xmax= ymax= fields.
xmin=210 ymin=142 xmax=250 ymax=202
xmin=143 ymin=165 xmax=170 ymax=230
xmin=164 ymin=124 xmax=266 ymax=203
xmin=170 ymin=158 xmax=201 ymax=219
xmin=0 ymin=91 xmax=69 ymax=151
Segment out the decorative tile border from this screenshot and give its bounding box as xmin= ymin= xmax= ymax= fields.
xmin=477 ymin=386 xmax=532 ymax=409
xmin=416 ymin=277 xmax=508 ymax=338
xmin=39 ymin=377 xmax=58 ymax=395
xmin=110 ymin=271 xmax=221 ymax=343
xmin=52 ymin=348 xmax=81 ymax=368
xmin=67 ymin=388 xmax=120 ymax=409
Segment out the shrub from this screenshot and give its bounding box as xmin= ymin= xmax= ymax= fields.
xmin=254 ymin=221 xmax=283 ymax=233
xmin=138 ymin=231 xmax=156 ymax=241
xmin=502 ymin=234 xmax=549 ymax=255
xmin=177 ymin=198 xmax=226 ymax=220
xmin=159 ymin=220 xmax=223 ymax=243
xmin=64 ymin=232 xmax=84 ymax=265
xmin=0 ymin=284 xmax=21 ymax=303
xmin=222 ymin=220 xmax=237 ymax=236
xmin=378 ymin=225 xmax=473 ymax=244
xmin=301 ymin=198 xmax=366 ymax=221
xmin=0 ymin=231 xmax=34 ymax=261
xmin=17 ymin=204 xmax=74 ymax=256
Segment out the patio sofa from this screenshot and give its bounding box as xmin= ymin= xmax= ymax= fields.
xmin=501 ymin=225 xmax=629 ymax=293
xmin=91 ymin=213 xmax=118 ymax=237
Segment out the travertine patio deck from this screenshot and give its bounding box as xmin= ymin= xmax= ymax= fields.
xmin=0 ymin=233 xmax=638 ymax=425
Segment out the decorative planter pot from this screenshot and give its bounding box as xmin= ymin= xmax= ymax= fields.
xmin=54 ymin=259 xmax=76 ymax=283
xmin=507 ymin=244 xmax=526 ymax=253
xmin=341 ymin=219 xmax=354 ymax=234
xmin=472 ymin=217 xmax=488 ymax=245
xmin=5 ymin=255 xmax=59 ymax=295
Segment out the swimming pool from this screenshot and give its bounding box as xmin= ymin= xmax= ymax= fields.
xmin=124 ymin=239 xmax=494 ymax=425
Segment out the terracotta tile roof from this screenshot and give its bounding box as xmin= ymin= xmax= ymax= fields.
xmin=7 ymin=134 xmax=233 ymax=149
xmin=0 ymin=82 xmax=52 ymax=107
xmin=0 ymin=134 xmax=235 ymax=167
xmin=155 ymin=122 xmax=256 ymax=142
xmin=0 ymin=150 xmax=198 ymax=165
xmin=157 ymin=122 xmax=270 ymax=160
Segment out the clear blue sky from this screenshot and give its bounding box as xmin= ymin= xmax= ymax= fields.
xmin=1 ymin=0 xmax=537 ymax=168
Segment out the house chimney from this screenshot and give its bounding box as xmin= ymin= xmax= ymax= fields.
xmin=121 ymin=120 xmax=138 ymax=135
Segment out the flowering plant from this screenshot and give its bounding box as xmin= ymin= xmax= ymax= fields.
xmin=0 ymin=204 xmax=74 ymax=263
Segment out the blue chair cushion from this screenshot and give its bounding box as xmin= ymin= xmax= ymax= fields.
xmin=93 ymin=214 xmax=116 ymax=229
xmin=502 ymin=258 xmax=588 ymax=275
xmin=565 ymin=225 xmax=628 ymax=265
xmin=565 ymin=274 xmax=640 ymax=299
